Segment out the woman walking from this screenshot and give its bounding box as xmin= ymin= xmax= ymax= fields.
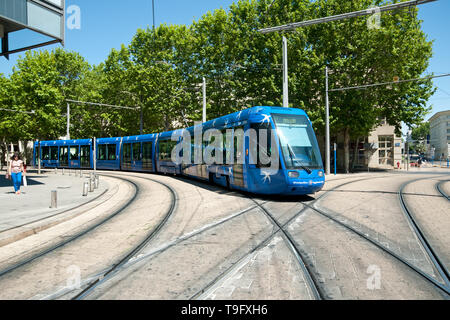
xmin=9 ymin=152 xmax=25 ymax=195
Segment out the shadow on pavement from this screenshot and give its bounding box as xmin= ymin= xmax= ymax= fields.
xmin=0 ymin=176 xmax=45 ymax=191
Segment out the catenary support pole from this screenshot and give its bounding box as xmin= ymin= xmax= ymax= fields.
xmin=66 ymin=102 xmax=70 ymax=140
xmin=325 ymin=66 xmax=330 ymax=175
xmin=282 ymin=36 xmax=289 ymax=108
xmin=93 ymin=138 xmax=97 ymax=175
xmin=140 ymin=106 xmax=143 ymax=135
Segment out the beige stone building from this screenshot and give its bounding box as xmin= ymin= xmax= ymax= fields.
xmin=429 ymin=110 xmax=450 ymax=160
xmin=366 ymin=119 xmax=403 ymax=169
xmin=318 ymin=120 xmax=403 ymax=172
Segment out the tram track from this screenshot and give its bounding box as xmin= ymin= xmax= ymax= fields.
xmin=436 ymin=180 xmax=450 ymax=200
xmin=0 ymin=175 xmax=139 ymax=279
xmin=64 ymin=174 xmax=375 ymax=300
xmin=189 ymin=175 xmax=395 ymax=300
xmin=399 ymin=178 xmax=450 ymax=287
xmin=300 ymin=175 xmax=450 ymax=297
xmin=71 ymin=173 xmax=179 ymax=300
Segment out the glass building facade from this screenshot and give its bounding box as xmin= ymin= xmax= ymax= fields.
xmin=0 ymin=0 xmax=64 ymax=57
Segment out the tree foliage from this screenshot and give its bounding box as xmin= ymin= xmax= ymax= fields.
xmin=0 ymin=0 xmax=436 ymax=171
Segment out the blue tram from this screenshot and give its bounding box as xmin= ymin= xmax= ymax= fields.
xmin=33 ymin=106 xmax=325 ymax=195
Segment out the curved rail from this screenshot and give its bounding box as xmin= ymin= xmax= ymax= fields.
xmin=72 ymin=175 xmax=178 ymax=300
xmin=301 ymin=175 xmax=450 ymax=296
xmin=251 ymin=199 xmax=323 ymax=300
xmin=399 ymin=179 xmax=450 ymax=287
xmin=436 ymin=180 xmax=450 ymax=200
xmin=0 ymin=176 xmax=139 ymax=278
xmin=191 ymin=175 xmax=391 ymax=300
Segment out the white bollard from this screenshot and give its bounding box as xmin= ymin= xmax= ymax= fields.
xmin=94 ymin=175 xmax=99 ymax=189
xmin=83 ymin=181 xmax=89 ymax=196
xmin=50 ymin=190 xmax=57 ymax=208
xmin=89 ymin=179 xmax=94 ymax=192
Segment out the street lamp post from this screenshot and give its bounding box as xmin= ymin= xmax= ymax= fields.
xmin=282 ymin=36 xmax=289 ymax=108
xmin=258 ymin=0 xmax=437 ymax=176
xmin=203 ymin=77 xmax=207 ymax=123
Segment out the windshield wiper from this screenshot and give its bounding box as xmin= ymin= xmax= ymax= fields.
xmin=287 ymin=143 xmax=312 ymax=175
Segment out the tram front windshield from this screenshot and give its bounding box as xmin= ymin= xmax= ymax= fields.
xmin=272 ymin=114 xmax=323 ymax=170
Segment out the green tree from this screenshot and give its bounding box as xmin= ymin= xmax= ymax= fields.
xmin=8 ymin=48 xmax=92 ymax=140
xmin=410 ymin=121 xmax=430 ymax=154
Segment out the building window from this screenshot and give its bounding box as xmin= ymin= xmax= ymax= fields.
xmin=378 ymin=136 xmax=394 ymax=166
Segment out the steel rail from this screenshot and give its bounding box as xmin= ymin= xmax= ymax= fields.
xmin=251 ymin=199 xmax=324 ymax=300
xmin=72 ymin=175 xmax=179 ymax=300
xmin=304 ymin=202 xmax=449 ymax=296
xmin=0 ymin=176 xmax=139 ymax=278
xmin=399 ymin=179 xmax=450 ymax=286
xmin=436 ymin=180 xmax=450 ymax=200
xmin=0 ymin=185 xmax=109 ymax=235
xmin=298 ymin=175 xmax=450 ymax=296
xmin=191 ymin=175 xmax=390 ymax=300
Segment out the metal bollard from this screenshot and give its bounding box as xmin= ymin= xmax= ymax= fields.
xmin=89 ymin=178 xmax=94 ymax=192
xmin=50 ymin=190 xmax=57 ymax=208
xmin=54 ymin=168 xmax=57 ymax=174
xmin=94 ymin=175 xmax=99 ymax=189
xmin=62 ymin=168 xmax=65 ymax=175
xmin=82 ymin=181 xmax=89 ymax=196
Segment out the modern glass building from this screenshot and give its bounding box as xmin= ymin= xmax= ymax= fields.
xmin=0 ymin=0 xmax=64 ymax=59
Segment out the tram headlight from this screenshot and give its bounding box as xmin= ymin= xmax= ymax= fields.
xmin=288 ymin=171 xmax=299 ymax=178
xmin=318 ymin=171 xmax=324 ymax=177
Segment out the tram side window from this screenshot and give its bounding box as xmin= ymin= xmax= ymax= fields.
xmin=250 ymin=123 xmax=272 ymax=168
xmin=108 ymin=144 xmax=117 ymax=160
xmin=98 ymin=145 xmax=107 ymax=160
xmin=123 ymin=144 xmax=132 ymax=162
xmin=70 ymin=146 xmax=79 ymax=160
xmin=159 ymin=141 xmax=166 ymax=161
xmin=50 ymin=147 xmax=59 ymax=160
xmin=41 ymin=147 xmax=50 ymax=160
xmin=191 ymin=137 xmax=195 ymax=164
xmin=59 ymin=146 xmax=69 ymax=165
xmin=159 ymin=140 xmax=177 ymax=162
xmin=132 ymin=143 xmax=142 ymax=161
xmin=143 ymin=142 xmax=153 ymax=160
xmin=234 ymin=126 xmax=244 ymax=163
xmin=222 ymin=129 xmax=229 ymax=163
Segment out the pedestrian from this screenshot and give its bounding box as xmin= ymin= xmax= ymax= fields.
xmin=418 ymin=158 xmax=422 ymax=168
xmin=8 ymin=152 xmax=25 ymax=195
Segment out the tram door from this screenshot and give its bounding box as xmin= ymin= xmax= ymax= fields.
xmin=80 ymin=146 xmax=91 ymax=168
xmin=122 ymin=143 xmax=132 ymax=170
xmin=131 ymin=142 xmax=143 ymax=171
xmin=142 ymin=142 xmax=153 ymax=172
xmin=59 ymin=146 xmax=69 ymax=167
xmin=232 ymin=126 xmax=245 ymax=188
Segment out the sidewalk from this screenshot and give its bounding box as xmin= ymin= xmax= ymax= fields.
xmin=0 ymin=170 xmax=109 ymax=232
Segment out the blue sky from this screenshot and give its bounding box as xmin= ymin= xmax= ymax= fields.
xmin=1 ymin=0 xmax=448 ymax=121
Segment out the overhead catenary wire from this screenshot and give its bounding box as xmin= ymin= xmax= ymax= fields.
xmin=65 ymin=99 xmax=138 ymax=110
xmin=329 ymin=73 xmax=450 ymax=92
xmin=258 ymin=0 xmax=437 ymax=33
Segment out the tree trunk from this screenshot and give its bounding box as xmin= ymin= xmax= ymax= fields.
xmin=351 ymin=136 xmax=361 ymax=172
xmin=344 ymin=127 xmax=350 ymax=174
